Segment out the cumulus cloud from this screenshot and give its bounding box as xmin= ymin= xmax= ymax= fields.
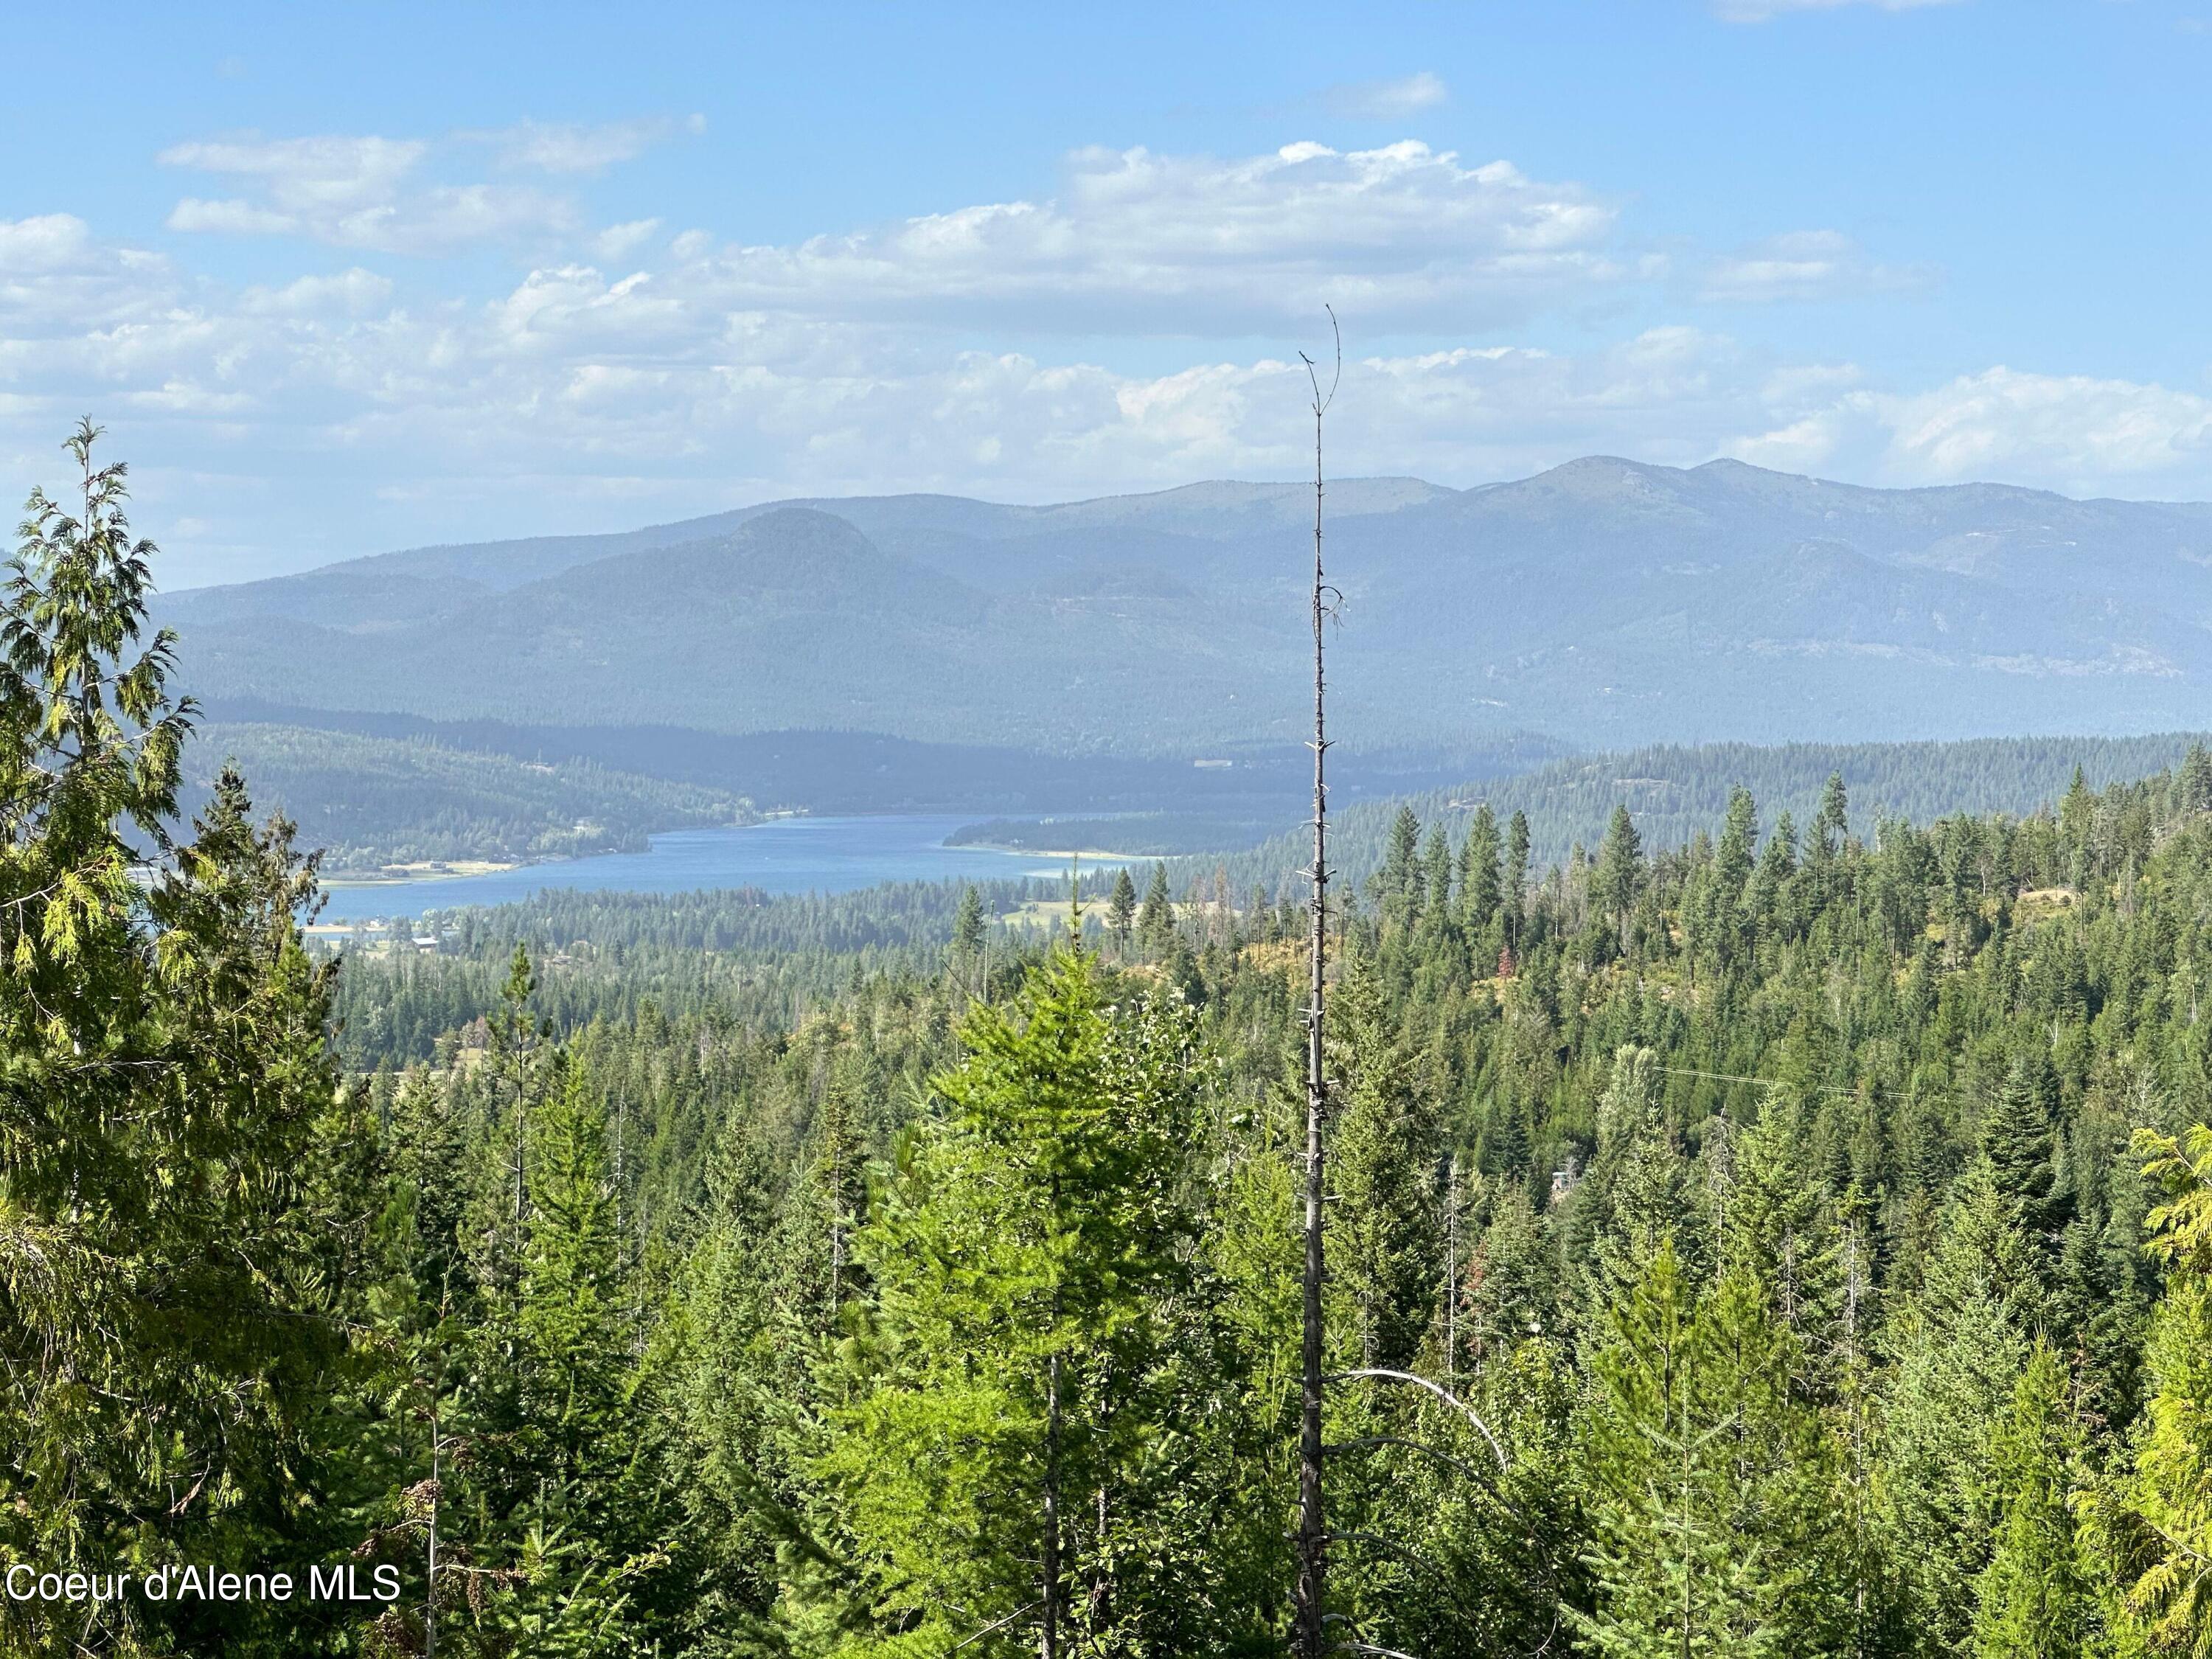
xmin=1715 ymin=0 xmax=1962 ymax=19
xmin=1320 ymin=72 xmax=1450 ymax=119
xmin=678 ymin=140 xmax=1639 ymax=333
xmin=1 ymin=212 xmax=102 ymax=272
xmin=1722 ymin=366 xmax=2212 ymax=497
xmin=1697 ymin=230 xmax=1935 ymax=302
xmin=1874 ymin=368 xmax=2212 ymax=490
xmin=0 ymin=214 xmax=175 ymax=337
xmin=156 ymin=125 xmax=684 ymax=254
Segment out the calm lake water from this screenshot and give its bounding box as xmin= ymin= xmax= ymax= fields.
xmin=315 ymin=815 xmax=1121 ymax=923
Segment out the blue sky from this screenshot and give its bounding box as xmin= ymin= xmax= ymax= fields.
xmin=4 ymin=0 xmax=2211 ymax=583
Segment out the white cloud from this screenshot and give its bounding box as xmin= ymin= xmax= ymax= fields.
xmin=237 ymin=268 xmax=395 ymax=316
xmin=467 ymin=114 xmax=704 ymax=174
xmin=167 ymin=198 xmax=302 ymax=237
xmin=160 ymin=134 xmax=428 ymax=211
xmin=1873 ymin=368 xmax=2212 ymax=490
xmin=593 ymin=219 xmax=664 ymax=261
xmin=681 ymin=140 xmax=1637 ymax=333
xmin=1722 ymin=366 xmax=2212 ymax=497
xmin=0 ymin=214 xmax=176 ymax=338
xmin=1698 ymin=230 xmax=1935 ymax=302
xmin=156 ymin=127 xmax=661 ymax=254
xmin=1321 ymin=72 xmax=1450 ymax=119
xmin=0 ymin=213 xmax=100 ymax=272
xmin=1715 ymin=0 xmax=1962 ymax=18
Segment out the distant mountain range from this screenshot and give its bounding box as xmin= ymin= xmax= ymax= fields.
xmin=160 ymin=457 xmax=2212 ymax=761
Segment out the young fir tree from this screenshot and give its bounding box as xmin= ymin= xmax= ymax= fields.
xmin=1329 ymin=957 xmax=1440 ymax=1368
xmin=1878 ymin=1159 xmax=2039 ymax=1654
xmin=1573 ymin=1245 xmax=1834 ymax=1656
xmin=1972 ymin=1343 xmax=2093 ymax=1659
xmin=803 ymin=936 xmax=1244 ymax=1656
xmin=459 ymin=1054 xmax=683 ymax=1652
xmin=1419 ymin=824 xmax=1453 ymax=933
xmin=1380 ymin=804 xmax=1423 ymax=928
xmin=665 ymin=1123 xmax=793 ymax=1647
xmin=1584 ymin=1046 xmax=1700 ymax=1311
xmin=1983 ymin=1050 xmax=2069 ymax=1245
xmin=487 ymin=942 xmax=540 ymax=1252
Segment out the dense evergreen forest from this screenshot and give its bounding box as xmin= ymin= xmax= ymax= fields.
xmin=10 ymin=428 xmax=2212 ymax=1658
xmin=1210 ymin=731 xmax=2212 ymax=896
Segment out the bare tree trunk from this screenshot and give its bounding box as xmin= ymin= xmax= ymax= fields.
xmin=1444 ymin=1152 xmax=1461 ymax=1383
xmin=1043 ymin=1155 xmax=1063 ymax=1659
xmin=426 ymin=1394 xmax=441 ymax=1659
xmin=1043 ymin=1338 xmax=1062 ymax=1659
xmin=1295 ymin=310 xmax=1340 ymax=1659
xmin=512 ymin=1042 xmax=526 ymax=1231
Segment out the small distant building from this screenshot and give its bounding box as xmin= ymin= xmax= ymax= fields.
xmin=1550 ymin=1156 xmax=1582 ymax=1206
xmin=412 ymin=935 xmax=439 ymax=954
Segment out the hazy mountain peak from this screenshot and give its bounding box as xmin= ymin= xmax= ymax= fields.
xmin=160 ymin=456 xmax=2212 ymax=757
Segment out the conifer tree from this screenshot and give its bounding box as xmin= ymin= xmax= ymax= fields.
xmin=806 ymin=939 xmax=1245 ymax=1655
xmin=1419 ymin=824 xmax=1453 ymax=931
xmin=2100 ymin=1124 xmax=2212 ymax=1652
xmin=1879 ymin=1160 xmax=2038 ymax=1651
xmin=952 ymin=883 xmax=987 ymax=961
xmin=1137 ymin=860 xmax=1175 ymax=956
xmin=1330 ymin=959 xmax=1439 ymax=1368
xmin=1503 ymin=810 xmax=1531 ymax=945
xmin=1105 ymin=866 xmax=1137 ymax=951
xmin=0 ymin=425 xmax=374 ymax=1655
xmin=462 ymin=1054 xmax=682 ymax=1652
xmin=1585 ymin=1047 xmax=1699 ymax=1307
xmin=1590 ymin=804 xmax=1642 ymax=954
xmin=1984 ymin=1051 xmax=2069 ymax=1245
xmin=1972 ymin=1343 xmax=2092 ymax=1658
xmin=1380 ymin=804 xmax=1422 ymax=928
xmin=667 ymin=1124 xmax=791 ymax=1643
xmin=1814 ymin=771 xmax=1851 ymax=857
xmin=1574 ymin=1247 xmax=1833 ymax=1655
xmin=489 ymin=942 xmax=540 ymax=1240
xmin=1460 ymin=803 xmax=1503 ymax=933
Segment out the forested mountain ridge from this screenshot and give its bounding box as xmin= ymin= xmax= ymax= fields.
xmin=180 ymin=722 xmax=753 ymax=872
xmin=158 ymin=457 xmax=2212 ymax=754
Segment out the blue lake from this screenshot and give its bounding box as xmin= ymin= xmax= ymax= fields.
xmin=315 ymin=815 xmax=1123 ymax=923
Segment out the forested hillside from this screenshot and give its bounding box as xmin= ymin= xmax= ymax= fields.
xmin=181 ymin=722 xmax=754 ymax=870
xmin=1207 ymin=728 xmax=2212 ymax=897
xmin=307 ymin=732 xmax=2212 ymax=1658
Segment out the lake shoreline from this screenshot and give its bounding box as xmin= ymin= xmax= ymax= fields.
xmin=310 ymin=815 xmax=1135 ymax=924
